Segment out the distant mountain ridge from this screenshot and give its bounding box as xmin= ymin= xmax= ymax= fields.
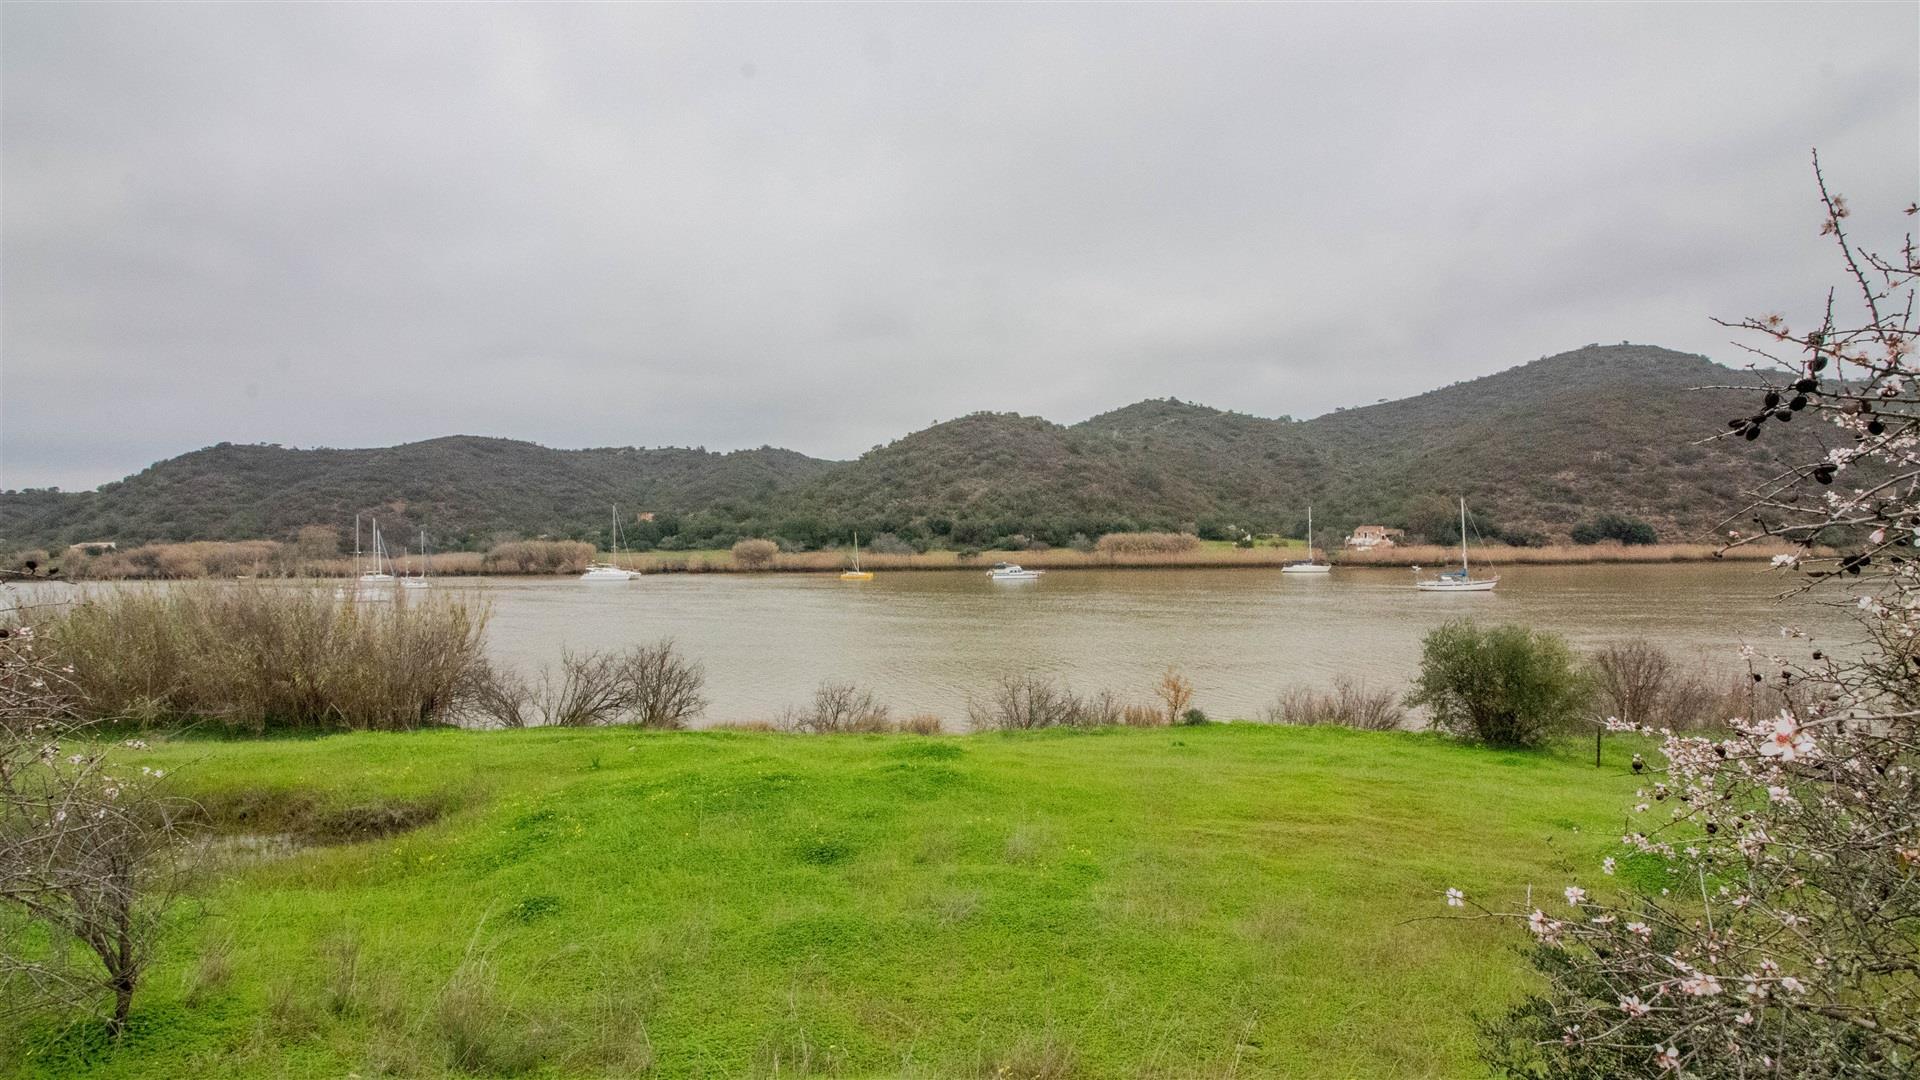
xmin=1 ymin=344 xmax=1803 ymax=551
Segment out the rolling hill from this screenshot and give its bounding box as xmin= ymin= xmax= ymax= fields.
xmin=0 ymin=344 xmax=1815 ymax=551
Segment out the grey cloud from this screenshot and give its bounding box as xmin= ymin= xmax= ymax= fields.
xmin=3 ymin=2 xmax=1915 ymax=489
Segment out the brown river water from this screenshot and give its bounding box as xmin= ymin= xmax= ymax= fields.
xmin=457 ymin=563 xmax=1858 ymax=725
xmin=11 ymin=563 xmax=1862 ymax=726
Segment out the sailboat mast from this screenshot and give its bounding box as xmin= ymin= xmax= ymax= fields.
xmin=854 ymin=531 xmax=860 ymax=572
xmin=1459 ymin=497 xmax=1469 ymax=574
xmin=1307 ymin=505 xmax=1313 ymax=560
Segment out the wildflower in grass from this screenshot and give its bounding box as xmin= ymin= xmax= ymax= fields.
xmin=1445 ymin=887 xmax=1464 ymax=907
xmin=1563 ymin=885 xmax=1586 ymax=905
xmin=1601 ymin=856 xmax=1616 ymax=875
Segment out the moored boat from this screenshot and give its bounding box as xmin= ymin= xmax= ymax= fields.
xmin=581 ymin=505 xmax=640 ymax=581
xmin=987 ymin=562 xmax=1043 ymax=581
xmin=1280 ymin=504 xmax=1333 ymax=575
xmin=1414 ymin=497 xmax=1498 ymax=592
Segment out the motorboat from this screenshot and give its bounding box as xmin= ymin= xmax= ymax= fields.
xmin=987 ymin=562 xmax=1043 ymax=581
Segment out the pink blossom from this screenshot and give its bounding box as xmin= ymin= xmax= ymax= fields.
xmin=1564 ymin=885 xmax=1587 ymax=905
xmin=1619 ymin=994 xmax=1650 ymax=1018
xmin=1654 ymin=1045 xmax=1681 ymax=1071
xmin=1758 ymin=713 xmax=1815 ymax=762
xmin=1601 ymin=857 xmax=1616 ymax=875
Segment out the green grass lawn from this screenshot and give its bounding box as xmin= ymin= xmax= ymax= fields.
xmin=8 ymin=725 xmax=1644 ymax=1078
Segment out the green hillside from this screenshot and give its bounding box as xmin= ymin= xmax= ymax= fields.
xmin=1 ymin=344 xmax=1807 ymax=550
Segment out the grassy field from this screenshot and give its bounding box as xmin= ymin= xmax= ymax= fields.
xmin=7 ymin=725 xmax=1647 ymax=1078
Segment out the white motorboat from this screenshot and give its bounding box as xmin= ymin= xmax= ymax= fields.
xmin=1414 ymin=498 xmax=1499 ymax=592
xmin=581 ymin=504 xmax=640 ymax=581
xmin=987 ymin=562 xmax=1043 ymax=581
xmin=1281 ymin=504 xmax=1333 ymax=575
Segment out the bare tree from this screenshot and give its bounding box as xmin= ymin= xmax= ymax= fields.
xmin=0 ymin=567 xmax=188 ymax=1034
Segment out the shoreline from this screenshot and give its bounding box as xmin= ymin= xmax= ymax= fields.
xmin=41 ymin=540 xmax=1807 ymax=581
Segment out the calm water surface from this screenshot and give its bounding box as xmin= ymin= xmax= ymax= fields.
xmin=442 ymin=564 xmax=1859 ymax=725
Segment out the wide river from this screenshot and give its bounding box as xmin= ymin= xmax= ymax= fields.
xmin=429 ymin=563 xmax=1859 ymax=726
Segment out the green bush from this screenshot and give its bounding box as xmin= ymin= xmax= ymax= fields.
xmin=1569 ymin=513 xmax=1658 ymax=545
xmin=1404 ymin=620 xmax=1591 ymax=748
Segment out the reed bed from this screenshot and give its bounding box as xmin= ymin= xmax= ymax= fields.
xmin=40 ymin=583 xmax=489 ymax=732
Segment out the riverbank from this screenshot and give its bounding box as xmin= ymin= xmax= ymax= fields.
xmin=35 ymin=537 xmax=1806 ymax=580
xmin=5 ymin=724 xmax=1646 ymax=1078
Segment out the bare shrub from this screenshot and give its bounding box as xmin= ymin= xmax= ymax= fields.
xmin=482 ymin=540 xmax=594 ymax=574
xmin=468 ymin=641 xmax=706 ymax=729
xmin=898 ymin=713 xmax=943 ymax=735
xmin=781 ymin=682 xmax=892 ymax=733
xmin=1588 ymin=639 xmax=1674 ymax=727
xmin=44 ymin=584 xmax=489 ymax=732
xmin=730 ymin=538 xmax=779 ymax=570
xmin=1263 ymin=678 xmax=1405 ymax=730
xmin=966 ymin=674 xmax=1085 ymax=731
xmin=1155 ymin=668 xmax=1196 ymax=727
xmin=1094 ymin=531 xmax=1201 ymax=556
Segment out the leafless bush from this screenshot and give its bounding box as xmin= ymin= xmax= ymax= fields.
xmin=1093 ymin=531 xmax=1201 ymax=556
xmin=1155 ymin=668 xmax=1195 ymax=726
xmin=44 ymin=584 xmax=488 ymax=732
xmin=1 ymin=569 xmax=189 ymax=1033
xmin=1263 ymin=678 xmax=1406 ymax=730
xmin=730 ymin=538 xmax=779 ymax=570
xmin=966 ymin=674 xmax=1085 ymax=731
xmin=1588 ymin=639 xmax=1675 ymax=728
xmin=898 ymin=714 xmax=943 ymax=735
xmin=466 ymin=641 xmax=706 ymax=729
xmin=779 ymin=681 xmax=892 ymax=733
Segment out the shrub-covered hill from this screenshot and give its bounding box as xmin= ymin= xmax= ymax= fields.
xmin=1 ymin=438 xmax=837 ymax=551
xmin=1 ymin=344 xmax=1816 ymax=549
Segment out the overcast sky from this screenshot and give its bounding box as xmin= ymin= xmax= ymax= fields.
xmin=2 ymin=3 xmax=1915 ymax=491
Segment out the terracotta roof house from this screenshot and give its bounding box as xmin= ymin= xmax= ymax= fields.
xmin=1344 ymin=525 xmax=1404 ymax=550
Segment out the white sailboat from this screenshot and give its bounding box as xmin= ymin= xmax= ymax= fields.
xmin=581 ymin=505 xmax=640 ymax=581
xmin=1281 ymin=505 xmax=1333 ymax=575
xmin=339 ymin=513 xmax=397 ymax=601
xmin=403 ymin=528 xmax=431 ymax=591
xmin=1414 ymin=497 xmax=1499 ymax=592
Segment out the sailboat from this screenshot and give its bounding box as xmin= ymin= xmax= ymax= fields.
xmin=1280 ymin=505 xmax=1333 ymax=575
xmin=403 ymin=528 xmax=431 ymax=591
xmin=840 ymin=532 xmax=874 ymax=580
xmin=339 ymin=514 xmax=397 ymax=601
xmin=581 ymin=506 xmax=640 ymax=581
xmin=1414 ymin=497 xmax=1499 ymax=592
